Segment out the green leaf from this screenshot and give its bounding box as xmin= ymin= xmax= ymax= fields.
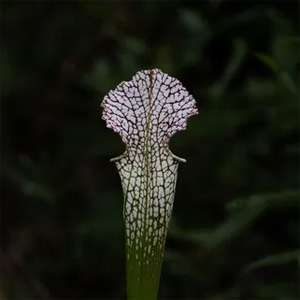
xmin=171 ymin=191 xmax=299 ymax=250
xmin=212 ymin=38 xmax=247 ymax=97
xmin=255 ymin=48 xmax=299 ymax=96
xmin=254 ymin=52 xmax=279 ymax=72
xmin=244 ymin=250 xmax=300 ymax=273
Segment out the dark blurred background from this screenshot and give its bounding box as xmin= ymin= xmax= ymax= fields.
xmin=1 ymin=1 xmax=299 ymax=299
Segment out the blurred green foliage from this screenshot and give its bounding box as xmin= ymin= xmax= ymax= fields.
xmin=1 ymin=1 xmax=299 ymax=299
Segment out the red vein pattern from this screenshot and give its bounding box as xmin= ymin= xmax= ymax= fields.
xmin=101 ymin=69 xmax=198 ymax=297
